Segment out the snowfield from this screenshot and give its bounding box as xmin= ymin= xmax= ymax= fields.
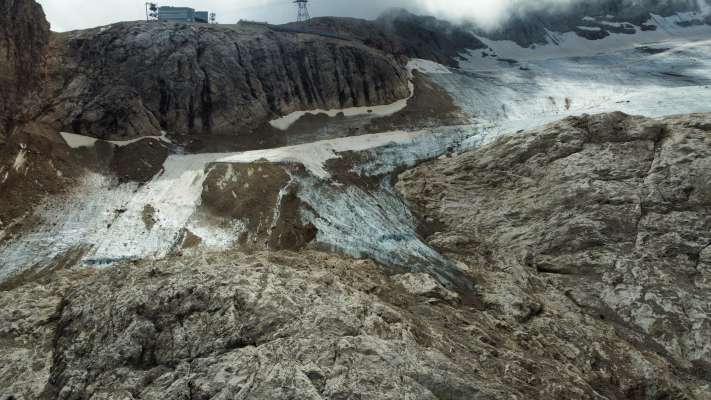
xmin=435 ymin=35 xmax=711 ymax=144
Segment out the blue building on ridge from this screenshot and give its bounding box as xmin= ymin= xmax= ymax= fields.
xmin=157 ymin=6 xmax=210 ymax=23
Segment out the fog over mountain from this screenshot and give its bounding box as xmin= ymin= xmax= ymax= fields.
xmin=37 ymin=0 xmax=711 ymax=32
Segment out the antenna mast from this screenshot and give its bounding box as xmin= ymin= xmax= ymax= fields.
xmin=145 ymin=2 xmax=158 ymax=22
xmin=294 ymin=0 xmax=310 ymax=22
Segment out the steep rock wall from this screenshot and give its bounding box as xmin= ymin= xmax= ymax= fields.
xmin=0 ymin=0 xmax=49 ymax=137
xmin=36 ymin=22 xmax=411 ymax=140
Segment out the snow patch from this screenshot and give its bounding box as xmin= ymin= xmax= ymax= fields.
xmin=427 ymin=34 xmax=711 ymax=146
xmin=577 ymin=26 xmax=603 ymax=31
xmin=408 ymin=58 xmax=452 ymax=74
xmin=13 ymin=148 xmax=27 ymax=172
xmin=217 ymin=129 xmax=430 ymax=179
xmin=60 ymin=131 xmax=172 ymax=149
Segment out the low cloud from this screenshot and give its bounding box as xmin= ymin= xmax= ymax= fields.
xmin=36 ymin=0 xmax=709 ymax=32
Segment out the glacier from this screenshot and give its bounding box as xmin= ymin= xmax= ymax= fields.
xmin=1 ymin=19 xmax=711 ymax=286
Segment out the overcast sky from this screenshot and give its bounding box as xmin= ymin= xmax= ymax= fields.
xmin=36 ymin=0 xmax=549 ymax=32
xmin=35 ymin=0 xmax=404 ymax=31
xmin=34 ymin=0 xmax=711 ymax=32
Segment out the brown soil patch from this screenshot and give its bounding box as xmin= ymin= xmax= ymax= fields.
xmin=109 ymin=139 xmax=169 ymax=183
xmin=178 ymin=131 xmax=287 ymax=154
xmin=0 ymin=125 xmax=88 ymax=231
xmin=200 ymin=161 xmax=316 ymax=251
xmin=180 ymin=229 xmax=203 ymax=250
xmin=142 ymin=204 xmax=157 ymax=231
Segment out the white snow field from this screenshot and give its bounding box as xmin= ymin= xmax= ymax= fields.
xmin=1 ymin=17 xmax=711 ymax=283
xmin=60 ymin=131 xmax=172 ymax=148
xmin=432 ymin=14 xmax=711 ymax=144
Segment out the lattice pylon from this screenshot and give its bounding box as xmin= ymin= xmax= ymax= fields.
xmin=295 ymin=0 xmax=310 ymax=22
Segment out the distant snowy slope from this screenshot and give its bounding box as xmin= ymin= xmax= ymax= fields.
xmin=472 ymin=0 xmax=711 ymax=48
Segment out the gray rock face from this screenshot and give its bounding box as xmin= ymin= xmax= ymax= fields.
xmin=290 ymin=10 xmax=486 ymax=68
xmin=34 ymin=21 xmax=410 ymax=140
xmin=398 ymin=112 xmax=711 ymax=394
xmin=3 ymin=113 xmax=711 ymax=399
xmin=2 ymin=249 xmax=707 ymax=400
xmin=0 ymin=0 xmax=49 ymax=137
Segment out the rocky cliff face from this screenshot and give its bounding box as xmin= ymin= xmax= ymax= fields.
xmin=31 ymin=21 xmax=410 ymax=140
xmin=0 ymin=0 xmax=49 ymax=138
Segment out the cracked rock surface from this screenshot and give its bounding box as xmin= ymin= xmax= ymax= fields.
xmin=398 ymin=112 xmax=711 ymax=393
xmin=2 ymin=112 xmax=711 ymax=399
xmin=31 ymin=21 xmax=410 ymax=140
xmin=2 ymin=249 xmax=709 ymax=399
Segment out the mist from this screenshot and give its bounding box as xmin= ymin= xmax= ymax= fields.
xmin=36 ymin=0 xmax=709 ymax=32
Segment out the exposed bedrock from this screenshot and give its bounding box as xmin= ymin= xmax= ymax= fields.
xmin=398 ymin=112 xmax=711 ymax=389
xmin=198 ymin=162 xmax=316 ymax=251
xmin=32 ymin=22 xmax=411 ymax=140
xmin=0 ymin=0 xmax=50 ymax=138
xmin=2 ymin=113 xmax=711 ymax=398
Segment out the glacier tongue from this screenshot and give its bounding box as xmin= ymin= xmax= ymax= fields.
xmin=0 ymin=127 xmax=478 ymax=285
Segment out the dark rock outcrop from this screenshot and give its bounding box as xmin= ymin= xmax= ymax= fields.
xmin=290 ymin=10 xmax=486 ymax=68
xmin=0 ymin=0 xmax=50 ymax=138
xmin=32 ymin=21 xmax=411 ymax=140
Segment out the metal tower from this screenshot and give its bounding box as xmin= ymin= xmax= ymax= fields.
xmin=295 ymin=0 xmax=310 ymax=22
xmin=145 ymin=2 xmax=158 ymax=22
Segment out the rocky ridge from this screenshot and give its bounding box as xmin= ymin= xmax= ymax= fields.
xmin=29 ymin=21 xmax=411 ymax=140
xmin=398 ymin=112 xmax=711 ymax=395
xmin=288 ymin=10 xmax=486 ymax=68
xmin=2 ymin=113 xmax=711 ymax=399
